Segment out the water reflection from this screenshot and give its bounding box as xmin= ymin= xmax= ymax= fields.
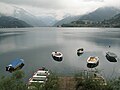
xmin=0 ymin=27 xmax=120 ymax=79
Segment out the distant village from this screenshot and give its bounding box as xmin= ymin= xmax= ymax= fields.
xmin=61 ymin=18 xmax=120 ymax=28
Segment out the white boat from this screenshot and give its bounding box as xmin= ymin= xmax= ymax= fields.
xmin=106 ymin=52 xmax=117 ymax=62
xmin=77 ymin=48 xmax=84 ymax=56
xmin=87 ymin=56 xmax=99 ymax=68
xmin=52 ymin=51 xmax=63 ymax=61
xmin=28 ymin=67 xmax=50 ymax=84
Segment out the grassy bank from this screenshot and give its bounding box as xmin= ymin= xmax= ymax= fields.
xmin=0 ymin=70 xmax=120 ymax=90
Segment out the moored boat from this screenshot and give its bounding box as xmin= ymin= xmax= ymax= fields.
xmin=77 ymin=48 xmax=84 ymax=56
xmin=87 ymin=56 xmax=99 ymax=68
xmin=52 ymin=51 xmax=63 ymax=61
xmin=106 ymin=52 xmax=117 ymax=62
xmin=6 ymin=58 xmax=24 ymax=73
xmin=28 ymin=67 xmax=50 ymax=84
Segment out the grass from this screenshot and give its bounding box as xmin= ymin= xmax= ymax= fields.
xmin=0 ymin=70 xmax=120 ymax=90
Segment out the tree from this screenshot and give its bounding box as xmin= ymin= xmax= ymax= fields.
xmin=0 ymin=70 xmax=27 ymax=90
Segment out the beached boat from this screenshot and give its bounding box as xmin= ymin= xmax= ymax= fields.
xmin=106 ymin=52 xmax=117 ymax=62
xmin=6 ymin=58 xmax=24 ymax=73
xmin=87 ymin=56 xmax=99 ymax=68
xmin=77 ymin=48 xmax=84 ymax=56
xmin=52 ymin=51 xmax=63 ymax=61
xmin=29 ymin=67 xmax=50 ymax=84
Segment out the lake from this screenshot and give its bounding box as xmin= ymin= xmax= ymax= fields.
xmin=0 ymin=27 xmax=120 ymax=80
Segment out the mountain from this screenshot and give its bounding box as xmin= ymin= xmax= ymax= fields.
xmin=0 ymin=16 xmax=32 ymax=28
xmin=38 ymin=16 xmax=58 ymax=26
xmin=101 ymin=13 xmax=120 ymax=27
xmin=78 ymin=7 xmax=120 ymax=22
xmin=110 ymin=13 xmax=120 ymax=24
xmin=53 ymin=15 xmax=81 ymax=27
xmin=61 ymin=12 xmax=120 ymax=27
xmin=0 ymin=4 xmax=46 ymax=27
xmin=54 ymin=7 xmax=120 ymax=27
xmin=61 ymin=7 xmax=120 ymax=27
xmin=12 ymin=7 xmax=46 ymax=27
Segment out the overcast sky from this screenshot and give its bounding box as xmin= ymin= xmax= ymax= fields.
xmin=0 ymin=0 xmax=120 ymax=19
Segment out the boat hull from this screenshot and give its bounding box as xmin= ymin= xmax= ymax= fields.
xmin=52 ymin=52 xmax=63 ymax=61
xmin=6 ymin=63 xmax=24 ymax=73
xmin=77 ymin=52 xmax=83 ymax=56
xmin=52 ymin=55 xmax=63 ymax=61
xmin=87 ymin=61 xmax=99 ymax=68
xmin=106 ymin=54 xmax=117 ymax=62
xmin=87 ymin=56 xmax=99 ymax=68
xmin=77 ymin=48 xmax=84 ymax=56
xmin=28 ymin=68 xmax=50 ymax=84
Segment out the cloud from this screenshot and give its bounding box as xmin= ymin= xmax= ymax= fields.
xmin=104 ymin=0 xmax=120 ymax=8
xmin=83 ymin=0 xmax=104 ymax=2
xmin=0 ymin=0 xmax=105 ymax=9
xmin=19 ymin=1 xmax=103 ymax=19
xmin=0 ymin=0 xmax=64 ymax=9
xmin=0 ymin=0 xmax=119 ymax=9
xmin=0 ymin=0 xmax=119 ymax=19
xmin=0 ymin=3 xmax=14 ymax=15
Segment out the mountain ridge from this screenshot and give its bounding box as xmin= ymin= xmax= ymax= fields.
xmin=54 ymin=6 xmax=120 ymax=27
xmin=0 ymin=16 xmax=32 ymax=28
xmin=12 ymin=7 xmax=46 ymax=27
xmin=0 ymin=5 xmax=47 ymax=27
xmin=78 ymin=6 xmax=120 ymax=21
xmin=61 ymin=12 xmax=120 ymax=27
xmin=53 ymin=15 xmax=81 ymax=27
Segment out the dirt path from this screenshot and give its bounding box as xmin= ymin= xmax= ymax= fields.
xmin=58 ymin=77 xmax=76 ymax=90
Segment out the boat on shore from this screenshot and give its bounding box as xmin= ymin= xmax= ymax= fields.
xmin=106 ymin=52 xmax=117 ymax=62
xmin=28 ymin=67 xmax=50 ymax=84
xmin=6 ymin=58 xmax=24 ymax=73
xmin=52 ymin=51 xmax=63 ymax=61
xmin=87 ymin=56 xmax=99 ymax=68
xmin=77 ymin=48 xmax=84 ymax=56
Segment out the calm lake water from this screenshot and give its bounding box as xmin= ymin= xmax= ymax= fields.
xmin=0 ymin=27 xmax=120 ymax=79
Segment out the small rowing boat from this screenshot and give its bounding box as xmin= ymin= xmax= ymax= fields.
xmin=29 ymin=67 xmax=50 ymax=84
xmin=6 ymin=58 xmax=24 ymax=73
xmin=77 ymin=48 xmax=84 ymax=56
xmin=87 ymin=56 xmax=99 ymax=68
xmin=52 ymin=51 xmax=63 ymax=61
xmin=106 ymin=52 xmax=117 ymax=62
